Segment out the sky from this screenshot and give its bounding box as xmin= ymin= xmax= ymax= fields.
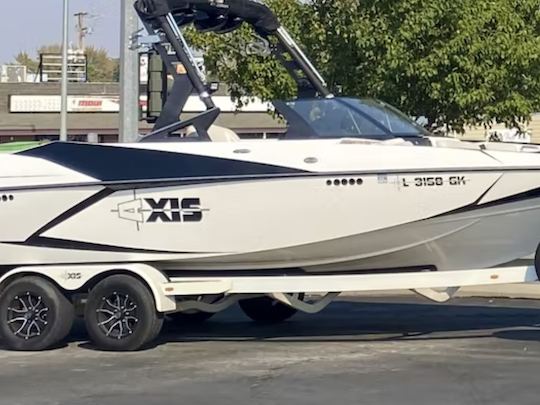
xmin=0 ymin=0 xmax=121 ymax=65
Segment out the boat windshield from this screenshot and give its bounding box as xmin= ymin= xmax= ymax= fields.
xmin=273 ymin=97 xmax=429 ymax=140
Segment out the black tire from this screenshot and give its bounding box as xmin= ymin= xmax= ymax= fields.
xmin=239 ymin=294 xmax=304 ymax=323
xmin=0 ymin=276 xmax=74 ymax=351
xmin=148 ymin=310 xmax=165 ymax=343
xmin=168 ymin=311 xmax=215 ymax=324
xmin=84 ymin=275 xmax=163 ymax=351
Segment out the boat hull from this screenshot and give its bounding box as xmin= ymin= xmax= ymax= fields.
xmin=1 ymin=169 xmax=539 ymax=272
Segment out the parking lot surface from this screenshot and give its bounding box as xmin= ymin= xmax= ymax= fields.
xmin=1 ymin=296 xmax=540 ymax=405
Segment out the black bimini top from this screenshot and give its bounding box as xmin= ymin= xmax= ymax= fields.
xmin=135 ymin=0 xmax=280 ymax=35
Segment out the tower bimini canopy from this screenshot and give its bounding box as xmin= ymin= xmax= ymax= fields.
xmin=135 ymin=0 xmax=280 ymax=35
xmin=135 ymin=0 xmax=332 ymax=142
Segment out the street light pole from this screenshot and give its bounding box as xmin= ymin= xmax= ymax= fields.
xmin=60 ymin=0 xmax=69 ymax=141
xmin=119 ymin=0 xmax=140 ymax=143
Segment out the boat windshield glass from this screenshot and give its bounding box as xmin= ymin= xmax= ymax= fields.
xmin=274 ymin=97 xmax=429 ymax=139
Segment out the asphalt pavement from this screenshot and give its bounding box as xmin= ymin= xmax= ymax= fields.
xmin=2 ymin=296 xmax=540 ymax=405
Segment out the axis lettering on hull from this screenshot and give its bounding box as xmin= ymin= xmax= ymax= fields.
xmin=111 ymin=190 xmax=207 ymax=230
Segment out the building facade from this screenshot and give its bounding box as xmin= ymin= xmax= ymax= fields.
xmin=0 ymin=82 xmax=284 ymax=143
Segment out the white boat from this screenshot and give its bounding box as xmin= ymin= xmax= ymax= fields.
xmin=2 ymin=127 xmax=540 ymax=274
xmin=1 ymin=0 xmax=540 ymax=352
xmin=1 ymin=0 xmax=540 ymax=275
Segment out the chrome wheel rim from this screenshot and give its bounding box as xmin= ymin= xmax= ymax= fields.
xmin=7 ymin=292 xmax=49 ymax=340
xmin=96 ymin=292 xmax=138 ymax=340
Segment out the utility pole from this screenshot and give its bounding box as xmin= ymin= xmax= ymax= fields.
xmin=119 ymin=0 xmax=140 ymax=143
xmin=60 ymin=0 xmax=69 ymax=142
xmin=74 ymin=11 xmax=89 ymax=50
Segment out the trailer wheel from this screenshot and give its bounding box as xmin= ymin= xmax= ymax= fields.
xmin=168 ymin=311 xmax=215 ymax=323
xmin=239 ymin=294 xmax=304 ymax=323
xmin=84 ymin=275 xmax=163 ymax=351
xmin=0 ymin=276 xmax=74 ymax=351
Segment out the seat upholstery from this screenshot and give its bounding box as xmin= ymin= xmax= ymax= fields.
xmin=185 ymin=125 xmax=240 ymax=142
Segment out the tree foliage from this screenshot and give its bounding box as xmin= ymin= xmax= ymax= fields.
xmin=85 ymin=47 xmax=120 ymax=82
xmin=190 ymin=0 xmax=540 ymax=132
xmin=13 ymin=45 xmax=119 ymax=82
xmin=14 ymin=52 xmax=39 ymax=74
xmin=186 ymin=0 xmax=304 ymax=103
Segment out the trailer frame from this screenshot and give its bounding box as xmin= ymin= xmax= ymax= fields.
xmin=1 ymin=262 xmax=538 ymax=351
xmin=1 ymin=263 xmax=538 ymax=312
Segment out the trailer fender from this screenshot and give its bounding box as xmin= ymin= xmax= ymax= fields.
xmin=0 ymin=263 xmax=176 ymax=312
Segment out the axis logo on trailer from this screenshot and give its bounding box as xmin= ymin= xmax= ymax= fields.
xmin=112 ymin=191 xmax=208 ymax=230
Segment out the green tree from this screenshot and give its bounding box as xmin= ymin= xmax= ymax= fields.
xmin=85 ymin=47 xmax=119 ymax=82
xmin=185 ymin=0 xmax=305 ymax=103
xmin=37 ymin=44 xmax=62 ymax=54
xmin=14 ymin=52 xmax=39 ymax=74
xmin=190 ymin=0 xmax=540 ymax=132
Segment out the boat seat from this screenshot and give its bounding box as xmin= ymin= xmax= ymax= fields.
xmin=186 ymin=125 xmax=240 ymax=142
